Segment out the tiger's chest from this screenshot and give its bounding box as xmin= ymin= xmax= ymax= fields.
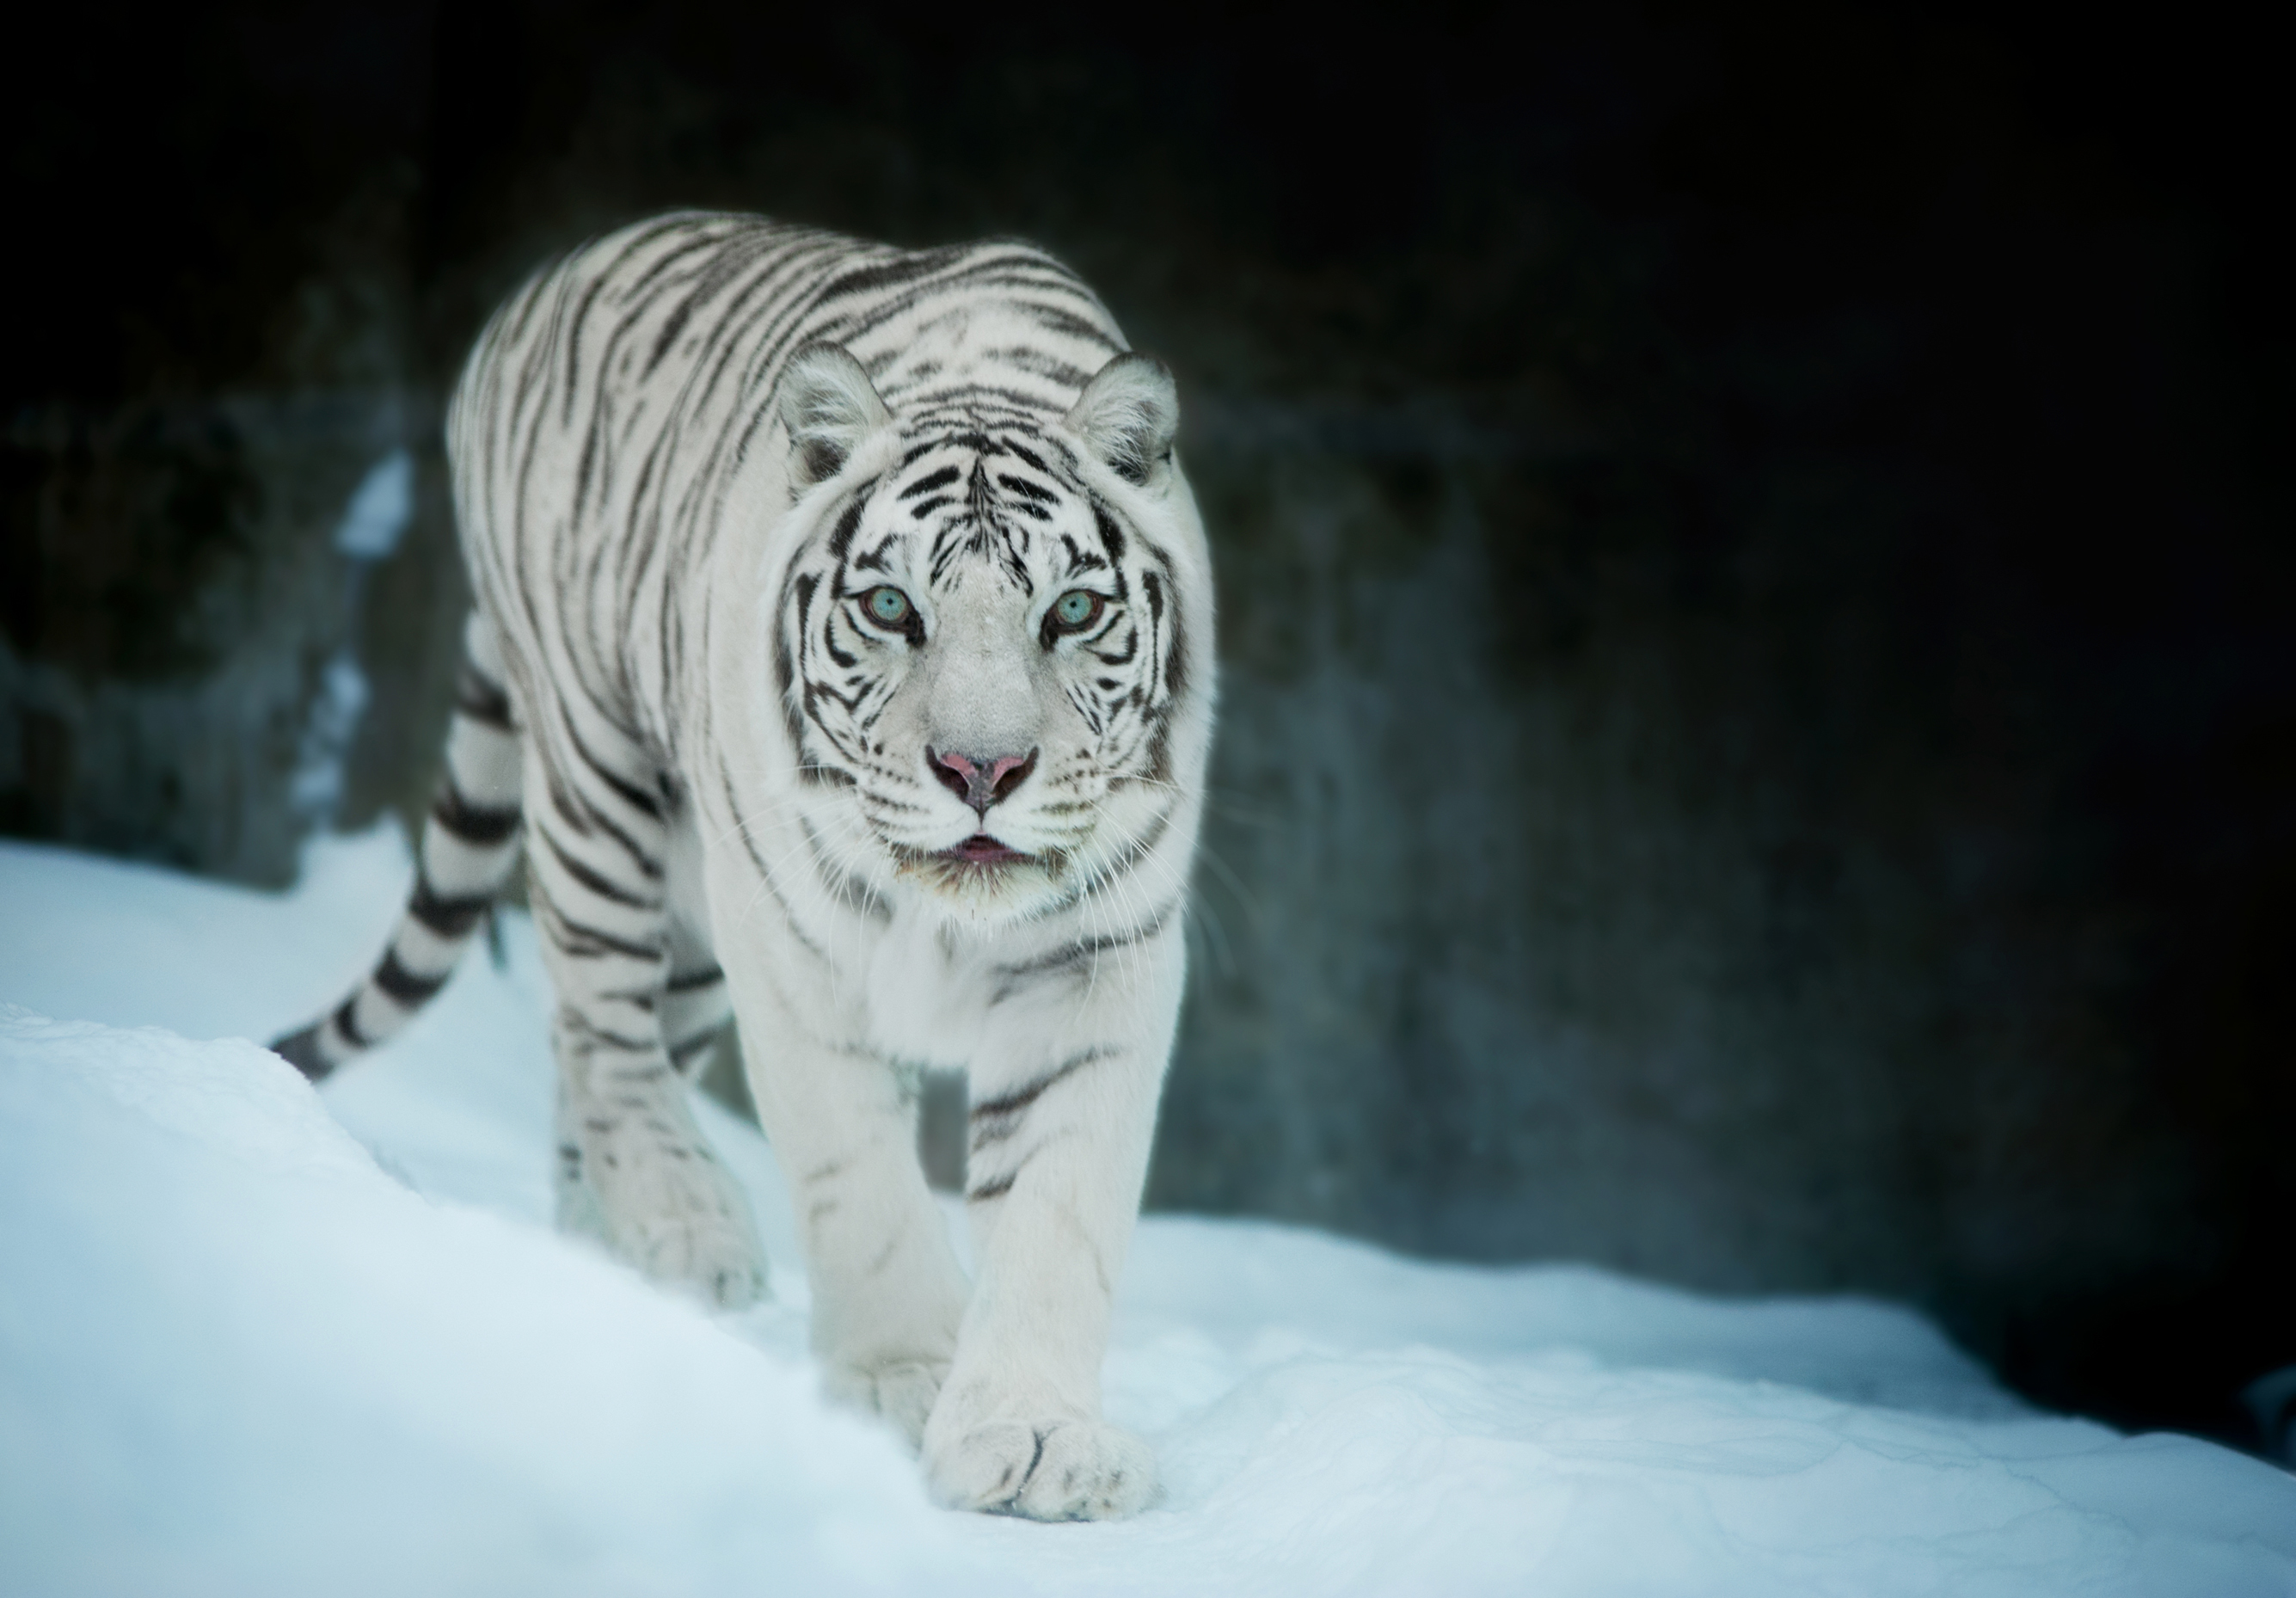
xmin=858 ymin=906 xmax=998 ymax=1072
xmin=666 ymin=802 xmax=998 ymax=1072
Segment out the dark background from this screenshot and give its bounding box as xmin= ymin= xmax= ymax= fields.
xmin=5 ymin=3 xmax=2288 ymax=1450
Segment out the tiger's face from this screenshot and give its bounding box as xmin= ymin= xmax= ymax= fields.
xmin=770 ymin=347 xmax=1198 ymax=925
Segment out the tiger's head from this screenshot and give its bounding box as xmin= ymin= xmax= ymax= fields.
xmin=765 ymin=342 xmax=1209 ymax=926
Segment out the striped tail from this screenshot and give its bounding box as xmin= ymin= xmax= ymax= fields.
xmin=273 ymin=612 xmax=526 ymax=1081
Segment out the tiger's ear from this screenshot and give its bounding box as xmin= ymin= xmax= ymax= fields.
xmin=781 ymin=341 xmax=893 ymax=487
xmin=1063 ymin=352 xmax=1178 ymax=489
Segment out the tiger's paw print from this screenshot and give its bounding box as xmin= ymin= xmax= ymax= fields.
xmin=924 ymin=1417 xmax=1157 ymax=1521
xmin=824 ymin=1358 xmax=948 ymax=1450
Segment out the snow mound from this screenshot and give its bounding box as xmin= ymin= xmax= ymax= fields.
xmin=3 ymin=829 xmax=2293 ymax=1596
xmin=0 ymin=1007 xmax=961 ymax=1598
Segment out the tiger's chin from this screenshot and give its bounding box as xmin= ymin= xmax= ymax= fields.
xmin=893 ymin=838 xmax=1071 ymax=922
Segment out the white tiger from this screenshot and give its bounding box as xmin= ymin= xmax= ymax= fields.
xmin=275 ymin=212 xmax=1214 ymax=1521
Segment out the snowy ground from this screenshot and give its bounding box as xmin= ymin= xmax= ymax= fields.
xmin=3 ymin=828 xmax=2292 ymax=1597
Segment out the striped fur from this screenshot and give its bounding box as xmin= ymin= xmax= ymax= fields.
xmin=275 ymin=614 xmax=525 ymax=1072
xmin=274 ymin=213 xmax=1215 ymax=1521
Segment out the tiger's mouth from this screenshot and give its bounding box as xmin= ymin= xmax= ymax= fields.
xmin=886 ymin=834 xmax=1067 ymax=910
xmin=940 ymin=833 xmax=1032 ymax=866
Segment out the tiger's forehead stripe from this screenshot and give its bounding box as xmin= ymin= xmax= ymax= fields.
xmin=827 ymin=433 xmax=1133 ymax=613
xmin=836 ymin=426 xmax=1078 ymax=596
xmin=899 ymin=465 xmax=961 ymax=499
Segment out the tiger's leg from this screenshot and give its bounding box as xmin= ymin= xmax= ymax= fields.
xmin=526 ymin=734 xmax=764 ymax=1308
xmin=663 ymin=962 xmax=734 ymax=1082
xmin=714 ymin=952 xmax=971 ymax=1447
xmin=554 ymin=887 xmax=733 ymax=1242
xmin=917 ymin=924 xmax=1182 ymax=1521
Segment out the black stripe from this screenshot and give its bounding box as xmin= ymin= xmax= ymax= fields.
xmin=899 ymin=464 xmax=961 ymax=499
xmin=332 ymin=993 xmax=370 ymax=1049
xmin=561 ymin=1020 xmax=659 ymax=1054
xmin=670 ymin=1029 xmax=722 ymax=1067
xmin=1161 ymin=571 xmax=1189 ymax=705
xmin=664 ymin=280 xmax=792 ymax=458
xmin=554 ymin=718 xmax=666 ymax=877
xmin=1090 ymin=622 xmax=1139 ymax=667
xmin=564 ymin=259 xmax=618 ymax=423
xmin=666 ymin=964 xmax=724 ymax=993
xmin=815 ymin=249 xmax=1050 ymax=337
xmin=643 ymin=237 xmax=750 ymax=378
xmin=986 ymin=347 xmax=1094 ymax=388
xmin=1092 ymin=502 xmax=1128 ymax=565
xmin=1017 ymin=1428 xmax=1048 ymax=1497
xmin=971 ymin=1048 xmax=1112 ymax=1126
xmin=572 ymin=420 xmax=602 ymax=521
xmin=968 ymin=1171 xmax=1017 ymax=1203
xmin=823 ymin=599 xmax=857 ymax=667
xmin=782 ymin=572 xmax=817 ymax=759
xmin=828 ymin=497 xmax=865 ymax=560
xmin=813 ymin=244 xmax=967 ymax=305
xmin=825 ymin=256 xmax=1104 ymax=348
xmin=605 ymin=215 xmax=730 ymax=303
xmin=908 ymin=380 xmax=1070 ymax=417
xmin=373 ymin=947 xmax=451 ymax=1006
xmin=432 ymin=779 xmax=521 ymax=846
xmin=572 ymin=733 xmax=663 ymax=821
xmin=544 ymin=829 xmax=661 ymax=909
xmin=271 ymin=1024 xmax=330 ymax=1081
xmin=409 ymin=876 xmax=493 ymax=939
xmin=454 ymin=663 xmax=514 ymax=730
xmin=992 ymin=900 xmax=1181 ymax=991
xmin=1014 ymin=300 xmax=1124 ymax=351
xmin=531 ymin=877 xmax=662 ymax=963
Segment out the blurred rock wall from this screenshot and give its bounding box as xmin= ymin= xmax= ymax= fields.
xmin=0 ymin=394 xmax=448 ymax=882
xmin=4 ymin=3 xmax=2288 ymax=1442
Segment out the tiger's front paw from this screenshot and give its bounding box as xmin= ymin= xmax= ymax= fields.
xmin=924 ymin=1417 xmax=1157 ymax=1521
xmin=823 ymin=1358 xmax=948 ymax=1450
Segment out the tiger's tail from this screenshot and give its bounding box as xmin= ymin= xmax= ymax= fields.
xmin=273 ymin=611 xmax=525 ymax=1081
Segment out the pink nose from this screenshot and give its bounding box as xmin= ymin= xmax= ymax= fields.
xmin=928 ymin=747 xmax=1038 ymax=816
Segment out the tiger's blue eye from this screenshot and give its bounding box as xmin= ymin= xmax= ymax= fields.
xmin=1053 ymin=589 xmax=1101 ymax=630
xmin=865 ymin=587 xmax=912 ymax=627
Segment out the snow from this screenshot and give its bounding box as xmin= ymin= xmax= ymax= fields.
xmin=4 ymin=827 xmax=2293 ymax=1596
